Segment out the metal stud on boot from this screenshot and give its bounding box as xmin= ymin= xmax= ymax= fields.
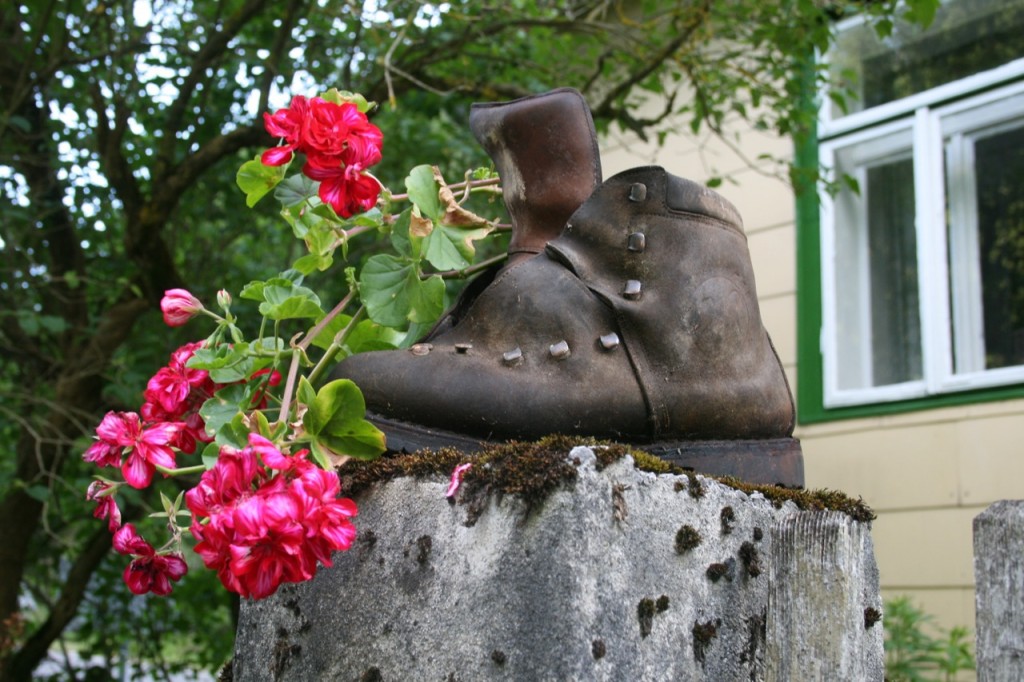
xmin=333 ymin=167 xmax=803 ymax=487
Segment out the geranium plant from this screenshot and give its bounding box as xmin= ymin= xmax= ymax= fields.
xmin=83 ymin=89 xmax=504 ymax=599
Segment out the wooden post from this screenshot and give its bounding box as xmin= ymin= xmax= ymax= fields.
xmin=974 ymin=500 xmax=1024 ymax=682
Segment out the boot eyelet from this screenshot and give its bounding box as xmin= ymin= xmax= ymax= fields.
xmin=599 ymin=333 xmax=620 ymax=350
xmin=627 ymin=232 xmax=646 ymax=252
xmin=629 ymin=183 xmax=647 ymax=202
xmin=502 ymin=347 xmax=523 ymax=366
xmin=622 ymin=280 xmax=643 ymax=300
xmin=455 ymin=343 xmax=473 ymax=354
xmin=549 ymin=340 xmax=571 ymax=360
xmin=410 ymin=343 xmax=433 ymax=356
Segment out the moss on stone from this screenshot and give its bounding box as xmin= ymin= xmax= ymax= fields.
xmin=335 ymin=435 xmax=875 ymax=523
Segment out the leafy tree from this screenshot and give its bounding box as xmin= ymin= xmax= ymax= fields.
xmin=0 ymin=0 xmax=937 ymax=678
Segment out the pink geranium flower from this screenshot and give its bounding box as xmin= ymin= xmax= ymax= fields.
xmin=160 ymin=289 xmax=204 ymax=327
xmin=259 ymin=95 xmax=384 ymax=218
xmin=86 ymin=480 xmax=122 ymax=532
xmin=113 ymin=524 xmax=188 ymax=596
xmin=186 ymin=434 xmax=359 ymax=599
xmin=86 ymin=411 xmax=178 ymax=488
xmin=84 ymin=411 xmax=178 ymax=487
xmin=304 ymin=160 xmax=382 ymax=219
xmin=261 ymin=95 xmax=309 ymax=166
xmin=144 ymin=342 xmax=212 ymax=417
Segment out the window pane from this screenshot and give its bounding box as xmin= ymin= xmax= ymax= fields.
xmin=829 ymin=0 xmax=1024 ymax=119
xmin=834 ymin=151 xmax=922 ymax=389
xmin=975 ymin=123 xmax=1024 ymax=369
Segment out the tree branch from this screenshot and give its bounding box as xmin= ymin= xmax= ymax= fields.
xmin=160 ymin=0 xmax=274 ymax=165
xmin=6 ymin=527 xmax=113 ymax=682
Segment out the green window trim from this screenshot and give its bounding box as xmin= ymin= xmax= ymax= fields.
xmin=793 ymin=110 xmax=1024 ymax=426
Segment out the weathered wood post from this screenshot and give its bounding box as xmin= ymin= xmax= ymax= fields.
xmin=974 ymin=500 xmax=1024 ymax=682
xmin=231 ymin=446 xmax=883 ymax=681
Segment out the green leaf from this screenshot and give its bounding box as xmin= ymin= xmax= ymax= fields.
xmin=302 ymin=379 xmax=385 ymax=460
xmin=315 ymin=420 xmax=387 ymax=461
xmin=239 ymin=279 xmax=268 ymax=301
xmin=236 ymin=157 xmax=287 ymax=208
xmin=421 ymin=225 xmax=490 ymax=271
xmin=297 ymin=375 xmax=317 ymax=410
xmin=198 ymin=384 xmax=249 ymax=443
xmin=274 ymin=173 xmax=319 ymax=208
xmin=293 ymin=252 xmax=333 ymax=275
xmin=405 ymin=164 xmax=443 ymax=220
xmin=201 ymin=442 xmax=221 ymax=470
xmin=303 ymin=379 xmax=362 ymax=436
xmin=359 ymin=254 xmax=418 ymax=327
xmin=409 ymin=274 xmax=445 ymax=324
xmin=187 ymin=344 xmax=254 ymax=383
xmin=25 ymin=485 xmax=50 ymax=503
xmin=258 ymin=282 xmax=324 ymax=320
xmin=389 ymin=208 xmax=416 ymax=259
xmin=308 ymin=440 xmax=334 ymax=470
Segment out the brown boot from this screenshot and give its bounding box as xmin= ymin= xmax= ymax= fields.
xmin=423 ymin=88 xmax=602 ymax=340
xmin=333 ymin=167 xmax=803 ymax=487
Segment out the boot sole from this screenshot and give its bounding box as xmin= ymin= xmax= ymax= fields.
xmin=367 ymin=413 xmax=805 ymax=489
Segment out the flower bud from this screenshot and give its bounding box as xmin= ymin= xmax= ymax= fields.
xmin=216 ymin=289 xmax=232 ymax=310
xmin=160 ymin=289 xmax=204 ymax=327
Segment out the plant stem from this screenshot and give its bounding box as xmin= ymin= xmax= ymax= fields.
xmin=431 ymin=252 xmax=507 ymax=280
xmin=389 ymin=176 xmax=500 ymax=202
xmin=307 ymin=305 xmax=365 ymax=385
xmin=275 ymin=291 xmax=356 ymax=425
xmin=155 ymin=464 xmax=207 ymax=477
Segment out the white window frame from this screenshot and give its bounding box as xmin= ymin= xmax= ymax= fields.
xmin=820 ymin=73 xmax=1024 ymax=408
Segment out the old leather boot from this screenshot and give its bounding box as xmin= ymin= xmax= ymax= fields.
xmin=334 ymin=167 xmax=803 ymax=487
xmin=423 ymin=88 xmax=602 ymax=340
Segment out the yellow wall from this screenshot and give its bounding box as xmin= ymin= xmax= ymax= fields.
xmin=601 ymin=113 xmax=1024 ymax=637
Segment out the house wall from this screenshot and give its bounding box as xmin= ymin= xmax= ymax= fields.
xmin=600 ymin=113 xmax=1023 ymax=638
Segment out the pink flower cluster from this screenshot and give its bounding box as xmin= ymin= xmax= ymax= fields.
xmin=262 ymin=95 xmax=384 ymax=218
xmin=83 ymin=324 xmax=283 ymax=598
xmin=186 ymin=434 xmax=358 ymax=599
xmin=84 ymin=342 xmax=216 ymax=489
xmin=114 ymin=524 xmax=188 ymax=596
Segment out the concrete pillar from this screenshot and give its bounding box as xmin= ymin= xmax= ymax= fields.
xmin=231 ymin=446 xmax=882 ymax=681
xmin=974 ymin=500 xmax=1024 ymax=682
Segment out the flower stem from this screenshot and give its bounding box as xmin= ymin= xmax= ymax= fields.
xmin=276 ymin=290 xmax=356 ymax=425
xmin=155 ymin=464 xmax=207 ymax=477
xmin=431 ymin=252 xmax=507 ymax=280
xmin=307 ymin=305 xmax=365 ymax=386
xmin=389 ymin=176 xmax=500 ymax=202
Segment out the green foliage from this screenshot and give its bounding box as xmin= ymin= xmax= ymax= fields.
xmin=884 ymin=596 xmax=976 ymax=682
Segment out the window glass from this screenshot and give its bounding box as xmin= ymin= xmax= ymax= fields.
xmin=972 ymin=122 xmax=1024 ymax=370
xmin=833 ymin=144 xmax=921 ymax=391
xmin=829 ymin=0 xmax=1024 ymax=119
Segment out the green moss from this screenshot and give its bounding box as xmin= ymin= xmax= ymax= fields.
xmin=720 ymin=506 xmax=736 ymax=535
xmin=637 ymin=598 xmax=656 ymax=638
xmin=706 ymin=562 xmax=730 ymax=583
xmin=739 ymin=541 xmax=762 ymax=578
xmin=675 ymin=525 xmax=701 ymax=554
xmin=692 ymin=619 xmax=720 ymax=666
xmin=336 ymin=435 xmax=875 ymax=523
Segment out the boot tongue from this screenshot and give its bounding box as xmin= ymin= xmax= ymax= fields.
xmin=470 ymin=88 xmax=602 ymax=255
